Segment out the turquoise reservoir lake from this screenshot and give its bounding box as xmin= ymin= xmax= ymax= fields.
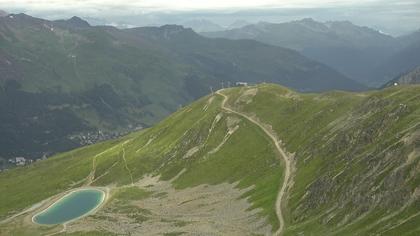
xmin=33 ymin=189 xmax=105 ymax=225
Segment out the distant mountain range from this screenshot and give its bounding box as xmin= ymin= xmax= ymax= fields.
xmin=375 ymin=31 xmax=420 ymax=84
xmin=204 ymin=18 xmax=420 ymax=86
xmin=0 ymin=13 xmax=362 ymax=159
xmin=182 ymin=19 xmax=225 ymax=33
xmin=181 ymin=19 xmax=251 ymax=33
xmin=227 ymin=20 xmax=250 ymax=30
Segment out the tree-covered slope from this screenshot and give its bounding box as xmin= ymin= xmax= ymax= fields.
xmin=0 ymin=84 xmax=419 ymax=235
xmin=0 ymin=14 xmax=362 ymax=159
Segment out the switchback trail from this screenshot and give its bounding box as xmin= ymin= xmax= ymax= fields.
xmin=216 ymin=90 xmax=292 ymax=236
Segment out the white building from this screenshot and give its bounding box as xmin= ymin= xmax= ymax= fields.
xmin=15 ymin=157 xmax=26 ymax=166
xmin=235 ymin=82 xmax=248 ymax=87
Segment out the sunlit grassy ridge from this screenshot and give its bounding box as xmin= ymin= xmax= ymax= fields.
xmin=0 ymin=92 xmax=282 ymax=233
xmin=0 ymin=84 xmax=419 ymax=235
xmin=223 ymin=84 xmax=420 ymax=235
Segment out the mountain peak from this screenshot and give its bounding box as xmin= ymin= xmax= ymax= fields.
xmin=182 ymin=19 xmax=224 ymax=33
xmin=293 ymin=18 xmax=329 ymax=32
xmin=66 ymin=16 xmax=90 ymax=27
xmin=53 ymin=16 xmax=90 ymax=28
xmin=159 ymin=24 xmax=196 ymax=38
xmin=4 ymin=13 xmax=45 ymax=25
xmin=160 ymin=24 xmax=187 ymax=32
xmin=125 ymin=24 xmax=198 ymax=41
xmin=8 ymin=13 xmax=31 ymax=19
xmin=295 ymin=18 xmax=321 ymax=25
xmin=325 ymin=20 xmax=357 ymax=29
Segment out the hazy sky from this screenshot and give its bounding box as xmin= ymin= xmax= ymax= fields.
xmin=1 ymin=0 xmax=419 ymax=35
xmin=0 ymin=0 xmax=388 ymax=11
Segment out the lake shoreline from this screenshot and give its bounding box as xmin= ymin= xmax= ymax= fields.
xmin=31 ymin=187 xmax=108 ymax=226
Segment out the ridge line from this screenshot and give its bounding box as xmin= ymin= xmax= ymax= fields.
xmin=216 ymin=89 xmax=292 ymax=236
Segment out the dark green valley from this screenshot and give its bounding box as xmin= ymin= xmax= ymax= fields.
xmin=0 ymin=14 xmax=362 ymax=160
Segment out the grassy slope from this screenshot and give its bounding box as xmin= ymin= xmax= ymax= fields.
xmin=0 ymin=92 xmax=283 ymax=234
xmin=223 ymin=84 xmax=420 ymax=235
xmin=0 ymin=84 xmax=419 ymax=235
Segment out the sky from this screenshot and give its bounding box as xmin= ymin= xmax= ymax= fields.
xmin=0 ymin=0 xmax=419 ymax=35
xmin=0 ymin=0 xmax=387 ymax=12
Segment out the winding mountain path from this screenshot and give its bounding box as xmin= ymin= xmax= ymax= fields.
xmin=216 ymin=90 xmax=292 ymax=236
xmin=121 ymin=146 xmax=134 ymax=185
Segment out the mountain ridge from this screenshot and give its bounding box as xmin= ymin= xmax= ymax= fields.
xmin=0 ymin=83 xmax=419 ymax=235
xmin=0 ymin=14 xmax=364 ymax=159
xmin=384 ymin=65 xmax=420 ymax=87
xmin=203 ymin=19 xmax=419 ymax=86
xmin=54 ymin=16 xmax=91 ymax=28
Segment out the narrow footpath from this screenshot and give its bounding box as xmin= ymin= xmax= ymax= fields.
xmin=216 ymin=90 xmax=292 ymax=236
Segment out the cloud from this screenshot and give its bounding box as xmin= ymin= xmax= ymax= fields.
xmin=0 ymin=0 xmax=383 ymax=13
xmin=1 ymin=0 xmax=419 ymax=35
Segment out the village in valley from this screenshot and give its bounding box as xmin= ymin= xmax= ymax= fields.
xmin=0 ymin=82 xmax=252 ymax=173
xmin=0 ymin=127 xmax=143 ymax=172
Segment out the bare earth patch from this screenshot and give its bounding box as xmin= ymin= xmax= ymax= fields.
xmin=67 ymin=177 xmax=272 ymax=235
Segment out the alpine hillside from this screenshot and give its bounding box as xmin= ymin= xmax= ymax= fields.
xmin=0 ymin=84 xmax=419 ymax=236
xmin=0 ymin=13 xmax=362 ymax=160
